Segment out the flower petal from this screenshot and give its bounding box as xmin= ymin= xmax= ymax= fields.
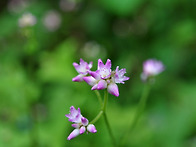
xmin=71 ymin=123 xmax=80 ymax=128
xmin=105 ymin=59 xmax=111 ymax=69
xmin=79 ymin=126 xmax=86 ymax=134
xmin=67 ymin=129 xmax=80 ymax=140
xmin=87 ymin=124 xmax=97 ymax=133
xmin=83 ymin=76 xmax=97 ymax=86
xmin=107 ymin=83 xmax=119 ymax=97
xmin=72 ymin=74 xmax=84 ymax=82
xmin=97 ymin=80 xmax=107 ymax=90
xmin=89 ymin=71 xmax=100 ymax=80
xmin=91 ymin=84 xmax=98 ymax=90
xmin=98 ymin=59 xmax=104 ymax=70
xmin=81 ymin=117 xmax=89 ymax=126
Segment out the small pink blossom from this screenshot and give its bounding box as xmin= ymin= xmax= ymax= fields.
xmin=72 ymin=58 xmax=93 ymax=82
xmin=66 ymin=106 xmax=97 ymax=140
xmin=141 ymin=59 xmax=165 ymax=81
xmin=82 ymin=59 xmax=129 ymax=97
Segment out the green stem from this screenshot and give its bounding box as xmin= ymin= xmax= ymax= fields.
xmin=94 ymin=90 xmax=103 ymax=106
xmin=103 ymin=112 xmax=116 ymax=147
xmin=102 ymin=90 xmax=116 ymax=147
xmin=120 ymin=84 xmax=150 ymax=146
xmin=90 ymin=110 xmax=103 ymax=124
xmin=90 ymin=90 xmax=116 ymax=146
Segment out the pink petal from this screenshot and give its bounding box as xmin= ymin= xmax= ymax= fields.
xmin=87 ymin=124 xmax=97 ymax=133
xmin=72 ymin=74 xmax=84 ymax=82
xmin=91 ymin=84 xmax=98 ymax=90
xmin=89 ymin=71 xmax=100 ymax=80
xmin=81 ymin=117 xmax=89 ymax=126
xmin=83 ymin=76 xmax=97 ymax=86
xmin=79 ymin=126 xmax=86 ymax=134
xmin=71 ymin=123 xmax=80 ymax=128
xmin=67 ymin=129 xmax=80 ymax=140
xmin=98 ymin=59 xmax=104 ymax=70
xmin=107 ymin=83 xmax=119 ymax=97
xmin=105 ymin=59 xmax=111 ymax=69
xmin=97 ymin=80 xmax=107 ymax=90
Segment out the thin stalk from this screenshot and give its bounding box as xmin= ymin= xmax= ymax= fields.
xmin=90 ymin=90 xmax=116 ymax=146
xmin=90 ymin=111 xmax=103 ymax=124
xmin=120 ymin=84 xmax=150 ymax=146
xmin=102 ymin=90 xmax=116 ymax=147
xmin=94 ymin=90 xmax=103 ymax=106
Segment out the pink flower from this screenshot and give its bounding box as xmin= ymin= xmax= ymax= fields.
xmin=114 ymin=66 xmax=129 ymax=84
xmin=82 ymin=59 xmax=129 ymax=97
xmin=72 ymin=58 xmax=93 ymax=82
xmin=97 ymin=59 xmax=112 ymax=79
xmin=65 ymin=106 xmax=82 ymax=123
xmin=141 ymin=59 xmax=165 ymax=81
xmin=66 ymin=106 xmax=97 ymax=140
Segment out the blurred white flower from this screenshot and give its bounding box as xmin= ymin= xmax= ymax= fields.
xmin=82 ymin=41 xmax=106 ymax=59
xmin=18 ymin=12 xmax=37 ymax=28
xmin=43 ymin=10 xmax=61 ymax=32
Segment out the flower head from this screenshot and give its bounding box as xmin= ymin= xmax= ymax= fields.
xmin=82 ymin=59 xmax=129 ymax=97
xmin=114 ymin=66 xmax=129 ymax=84
xmin=141 ymin=59 xmax=165 ymax=82
xmin=65 ymin=106 xmax=82 ymax=123
xmin=66 ymin=106 xmax=97 ymax=140
xmin=97 ymin=59 xmax=111 ymax=79
xmin=72 ymin=58 xmax=93 ymax=82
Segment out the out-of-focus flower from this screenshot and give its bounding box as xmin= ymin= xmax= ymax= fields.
xmin=82 ymin=41 xmax=107 ymax=59
xmin=18 ymin=12 xmax=37 ymax=28
xmin=66 ymin=106 xmax=97 ymax=140
xmin=43 ymin=10 xmax=61 ymax=32
xmin=8 ymin=0 xmax=29 ymax=13
xmin=141 ymin=59 xmax=165 ymax=82
xmin=82 ymin=59 xmax=129 ymax=97
xmin=59 ymin=0 xmax=77 ymax=12
xmin=72 ymin=58 xmax=93 ymax=82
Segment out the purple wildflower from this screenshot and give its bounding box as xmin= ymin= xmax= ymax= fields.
xmin=82 ymin=59 xmax=129 ymax=97
xmin=66 ymin=106 xmax=97 ymax=140
xmin=114 ymin=66 xmax=129 ymax=84
xmin=141 ymin=59 xmax=165 ymax=81
xmin=65 ymin=106 xmax=82 ymax=123
xmin=72 ymin=58 xmax=93 ymax=82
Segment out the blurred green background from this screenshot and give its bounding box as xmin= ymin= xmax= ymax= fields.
xmin=0 ymin=0 xmax=196 ymax=147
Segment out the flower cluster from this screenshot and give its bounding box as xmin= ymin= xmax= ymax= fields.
xmin=141 ymin=59 xmax=165 ymax=82
xmin=72 ymin=58 xmax=129 ymax=97
xmin=66 ymin=106 xmax=97 ymax=140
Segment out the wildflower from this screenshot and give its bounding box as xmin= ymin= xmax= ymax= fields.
xmin=18 ymin=12 xmax=37 ymax=28
xmin=83 ymin=59 xmax=129 ymax=97
xmin=141 ymin=59 xmax=165 ymax=82
xmin=66 ymin=106 xmax=97 ymax=140
xmin=72 ymin=58 xmax=93 ymax=82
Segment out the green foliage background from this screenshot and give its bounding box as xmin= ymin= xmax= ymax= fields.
xmin=0 ymin=0 xmax=196 ymax=147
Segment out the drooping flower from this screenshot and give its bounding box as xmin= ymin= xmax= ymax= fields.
xmin=66 ymin=106 xmax=97 ymax=140
xmin=141 ymin=59 xmax=165 ymax=82
xmin=72 ymin=58 xmax=93 ymax=82
xmin=83 ymin=59 xmax=129 ymax=97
